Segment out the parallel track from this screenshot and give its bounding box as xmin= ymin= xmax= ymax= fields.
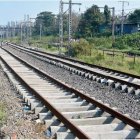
xmin=6 ymin=43 xmax=140 ymax=94
xmin=0 ymin=45 xmax=140 ymax=139
xmin=7 ymin=42 xmax=140 ymax=80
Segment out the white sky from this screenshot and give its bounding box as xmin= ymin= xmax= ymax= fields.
xmin=0 ymin=0 xmax=139 ymax=25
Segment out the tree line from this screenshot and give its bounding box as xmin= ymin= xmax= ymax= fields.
xmin=32 ymin=4 xmax=140 ymax=38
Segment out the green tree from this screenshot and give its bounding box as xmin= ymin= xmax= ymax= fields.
xmin=33 ymin=11 xmax=80 ymax=38
xmin=128 ymin=9 xmax=140 ymax=23
xmin=33 ymin=11 xmax=56 ymax=36
xmin=76 ymin=5 xmax=104 ymax=37
xmin=104 ymin=5 xmax=111 ymax=25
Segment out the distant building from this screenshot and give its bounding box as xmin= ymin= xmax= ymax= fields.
xmin=115 ymin=23 xmax=140 ymax=35
xmin=95 ymin=23 xmax=140 ymax=35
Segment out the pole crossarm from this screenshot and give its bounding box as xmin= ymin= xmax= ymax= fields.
xmin=62 ymin=2 xmax=81 ymax=5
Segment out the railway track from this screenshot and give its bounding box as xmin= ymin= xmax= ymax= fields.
xmin=0 ymin=44 xmax=140 ymax=139
xmin=6 ymin=42 xmax=140 ymax=95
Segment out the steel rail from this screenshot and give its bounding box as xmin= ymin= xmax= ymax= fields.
xmin=0 ymin=51 xmax=89 ymax=139
xmin=8 ymin=42 xmax=140 ymax=79
xmin=6 ymin=43 xmax=140 ymax=90
xmin=2 ymin=47 xmax=140 ymax=132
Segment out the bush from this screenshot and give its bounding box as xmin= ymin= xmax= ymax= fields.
xmin=71 ymin=39 xmax=92 ymax=56
xmin=86 ymin=32 xmax=140 ymax=51
xmin=112 ymin=41 xmax=128 ymax=50
xmin=87 ymin=37 xmax=112 ymax=49
xmin=114 ymin=33 xmax=140 ymax=49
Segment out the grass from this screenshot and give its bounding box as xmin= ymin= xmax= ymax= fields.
xmin=7 ymin=36 xmax=66 ymax=54
xmin=0 ymin=102 xmax=6 ymax=127
xmin=77 ymin=49 xmax=140 ymax=75
xmin=87 ymin=36 xmax=113 ymax=49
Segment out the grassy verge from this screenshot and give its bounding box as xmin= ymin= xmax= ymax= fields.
xmin=6 ymin=35 xmax=140 ymax=75
xmin=6 ymin=36 xmax=66 ymax=54
xmin=77 ymin=49 xmax=140 ymax=75
xmin=0 ymin=102 xmax=6 ymax=127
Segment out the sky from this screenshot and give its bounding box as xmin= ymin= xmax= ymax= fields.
xmin=0 ymin=0 xmax=140 ymax=25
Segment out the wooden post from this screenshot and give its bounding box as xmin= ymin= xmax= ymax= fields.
xmin=113 ymin=50 xmax=115 ymax=57
xmin=122 ymin=53 xmax=124 ymax=62
xmin=134 ymin=55 xmax=136 ymax=64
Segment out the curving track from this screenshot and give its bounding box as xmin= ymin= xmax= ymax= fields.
xmin=0 ymin=43 xmax=140 ymax=139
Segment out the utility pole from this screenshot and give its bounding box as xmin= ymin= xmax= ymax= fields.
xmin=59 ymin=0 xmax=63 ymax=54
xmin=30 ymin=20 xmax=32 ymax=38
xmin=119 ymin=1 xmax=129 ymax=35
xmin=30 ymin=18 xmax=35 ymax=41
xmin=0 ymin=27 xmax=2 ymax=41
xmin=20 ymin=19 xmax=32 ymax=45
xmin=59 ymin=0 xmax=81 ymax=56
xmin=26 ymin=15 xmax=30 ymax=43
xmin=24 ymin=15 xmax=26 ymax=43
xmin=13 ymin=24 xmax=15 ymax=38
xmin=68 ymin=0 xmax=81 ymax=56
xmin=29 ymin=18 xmax=33 ymax=38
xmin=1 ymin=26 xmax=3 ymax=40
xmin=68 ymin=0 xmax=72 ymax=56
xmin=3 ymin=27 xmax=5 ymax=39
xmin=20 ymin=23 xmax=23 ymax=44
xmin=0 ymin=26 xmax=2 ymax=46
xmin=1 ymin=26 xmax=4 ymax=40
xmin=40 ymin=24 xmax=42 ymax=41
xmin=11 ymin=21 xmax=15 ymax=38
xmin=112 ymin=7 xmax=115 ymax=43
xmin=6 ymin=27 xmax=9 ymax=39
xmin=7 ymin=22 xmax=10 ymax=39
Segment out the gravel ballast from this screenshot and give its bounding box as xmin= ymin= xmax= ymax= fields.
xmin=4 ymin=46 xmax=140 ymax=120
xmin=0 ymin=66 xmax=46 ymax=139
